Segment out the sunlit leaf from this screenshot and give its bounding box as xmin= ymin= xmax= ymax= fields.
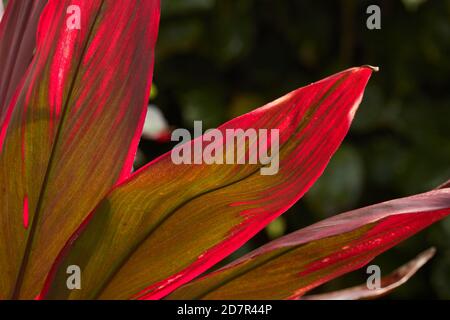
xmin=167 ymin=189 xmax=450 ymax=299
xmin=41 ymin=66 xmax=375 ymax=300
xmin=301 ymin=247 xmax=436 ymax=300
xmin=0 ymin=0 xmax=160 ymax=299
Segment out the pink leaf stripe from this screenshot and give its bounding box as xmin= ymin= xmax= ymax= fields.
xmin=41 ymin=66 xmax=374 ymax=300
xmin=167 ymin=189 xmax=450 ymax=300
xmin=23 ymin=195 xmax=29 ymax=229
xmin=0 ymin=0 xmax=47 ymax=148
xmin=0 ymin=0 xmax=47 ymax=118
xmin=0 ymin=0 xmax=160 ymax=299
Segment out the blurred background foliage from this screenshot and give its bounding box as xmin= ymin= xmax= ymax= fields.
xmin=138 ymin=0 xmax=450 ymax=299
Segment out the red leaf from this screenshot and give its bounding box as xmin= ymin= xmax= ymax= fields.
xmin=0 ymin=0 xmax=160 ymax=299
xmin=301 ymin=247 xmax=436 ymax=300
xmin=166 ymin=189 xmax=450 ymax=299
xmin=41 ymin=66 xmax=375 ymax=300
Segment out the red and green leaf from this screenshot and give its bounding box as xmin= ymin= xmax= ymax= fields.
xmin=41 ymin=66 xmax=375 ymax=300
xmin=301 ymin=247 xmax=436 ymax=300
xmin=166 ymin=189 xmax=450 ymax=300
xmin=0 ymin=0 xmax=160 ymax=299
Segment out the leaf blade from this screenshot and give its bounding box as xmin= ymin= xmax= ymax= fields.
xmin=301 ymin=247 xmax=436 ymax=300
xmin=0 ymin=0 xmax=160 ymax=299
xmin=42 ymin=67 xmax=374 ymax=300
xmin=166 ymin=189 xmax=450 ymax=300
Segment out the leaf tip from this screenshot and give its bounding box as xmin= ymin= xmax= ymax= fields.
xmin=421 ymin=246 xmax=436 ymax=260
xmin=362 ymin=65 xmax=380 ymax=72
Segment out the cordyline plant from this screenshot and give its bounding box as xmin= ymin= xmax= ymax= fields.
xmin=0 ymin=0 xmax=449 ymax=301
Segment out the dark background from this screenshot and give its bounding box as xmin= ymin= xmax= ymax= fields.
xmin=137 ymin=0 xmax=450 ymax=299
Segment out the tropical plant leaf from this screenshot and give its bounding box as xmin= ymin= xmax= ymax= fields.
xmin=0 ymin=0 xmax=47 ymax=122
xmin=301 ymin=247 xmax=436 ymax=300
xmin=0 ymin=0 xmax=160 ymax=299
xmin=41 ymin=66 xmax=375 ymax=300
xmin=166 ymin=189 xmax=450 ymax=299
